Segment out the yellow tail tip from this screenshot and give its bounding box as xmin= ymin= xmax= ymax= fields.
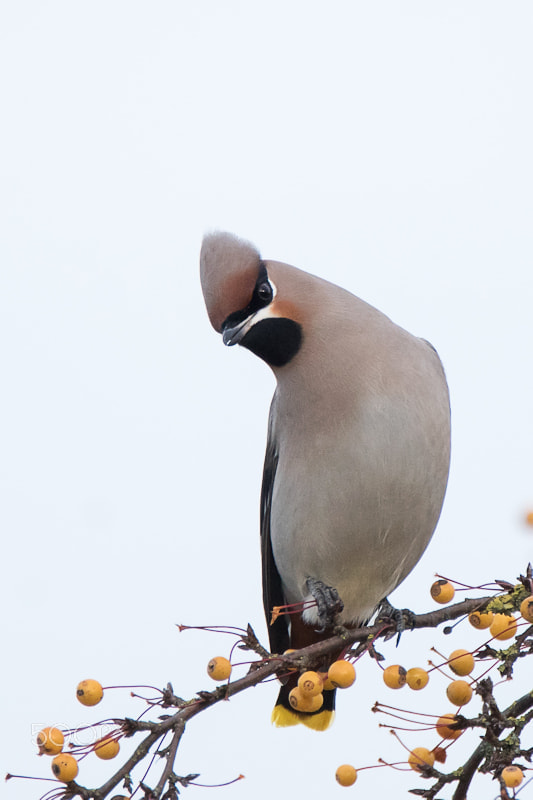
xmin=271 ymin=705 xmax=335 ymax=731
xmin=301 ymin=710 xmax=335 ymax=731
xmin=271 ymin=705 xmax=300 ymax=727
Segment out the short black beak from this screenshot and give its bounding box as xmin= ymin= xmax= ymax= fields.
xmin=222 ymin=316 xmax=252 ymax=346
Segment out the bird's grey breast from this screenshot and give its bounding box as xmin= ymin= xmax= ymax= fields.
xmin=267 ymin=333 xmax=450 ymax=624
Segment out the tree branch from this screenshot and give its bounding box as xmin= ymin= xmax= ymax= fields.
xmin=16 ymin=577 xmax=532 ymax=800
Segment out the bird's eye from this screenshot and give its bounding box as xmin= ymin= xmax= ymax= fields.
xmin=257 ymin=281 xmax=273 ymax=304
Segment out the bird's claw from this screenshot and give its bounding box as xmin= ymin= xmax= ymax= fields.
xmin=376 ymin=598 xmax=416 ymax=644
xmin=306 ymin=577 xmax=344 ymax=632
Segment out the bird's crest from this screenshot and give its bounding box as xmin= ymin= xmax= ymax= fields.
xmin=200 ymin=231 xmax=261 ymax=332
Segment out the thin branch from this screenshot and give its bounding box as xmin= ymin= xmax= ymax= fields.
xmin=452 ymin=741 xmax=488 ymax=800
xmin=152 ymin=722 xmax=184 ymax=798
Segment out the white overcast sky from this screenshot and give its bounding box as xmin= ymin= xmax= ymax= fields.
xmin=1 ymin=4 xmax=532 ymax=800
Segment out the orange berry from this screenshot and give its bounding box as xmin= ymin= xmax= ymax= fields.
xmin=335 ymin=764 xmax=358 ymax=786
xmin=468 ymin=610 xmax=493 ymax=629
xmin=288 ymin=686 xmax=324 ymax=713
xmin=436 ymin=713 xmax=463 ymax=740
xmin=408 ymin=747 xmax=435 ymax=772
xmin=206 ymin=657 xmax=232 ymax=681
xmin=525 ymin=510 xmax=533 ymax=526
xmin=51 ymin=754 xmax=79 ymax=782
xmin=501 ymin=765 xmax=524 ymax=788
xmin=37 ymin=727 xmax=64 ymax=756
xmin=490 ymin=614 xmax=517 ymax=641
xmin=298 ymin=671 xmax=323 ymax=697
xmin=383 ymin=664 xmax=407 ymax=689
xmin=327 ymin=660 xmax=356 ymax=689
xmin=94 ymin=737 xmax=120 ymax=760
xmin=520 ymin=596 xmax=533 ymax=624
xmin=283 ymin=649 xmax=296 ymax=654
xmin=446 ymin=680 xmax=473 ymax=706
xmin=430 ymin=579 xmax=455 ymax=604
xmin=76 ymin=679 xmax=103 ymax=706
xmin=406 ymin=667 xmax=429 ymax=690
xmin=448 ymin=649 xmax=475 ymax=676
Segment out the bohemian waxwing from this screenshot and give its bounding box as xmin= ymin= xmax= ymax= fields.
xmin=200 ymin=231 xmax=451 ymax=730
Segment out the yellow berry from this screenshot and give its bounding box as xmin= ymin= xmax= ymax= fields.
xmin=446 ymin=680 xmax=473 ymax=706
xmin=288 ymin=686 xmax=324 ymax=712
xmin=207 ymin=656 xmax=232 ymax=681
xmin=327 ymin=660 xmax=356 ymax=689
xmin=436 ymin=713 xmax=463 ymax=740
xmin=468 ymin=610 xmax=494 ymax=629
xmin=501 ymin=765 xmax=524 ymax=788
xmin=490 ymin=614 xmax=517 ymax=641
xmin=408 ymin=747 xmax=435 ymax=772
xmin=76 ymin=679 xmax=103 ymax=706
xmin=406 ymin=667 xmax=429 ymax=690
xmin=383 ymin=664 xmax=407 ymax=689
xmin=335 ymin=764 xmax=358 ymax=786
xmin=298 ymin=671 xmax=323 ymax=697
xmin=51 ymin=754 xmax=79 ymax=782
xmin=37 ymin=727 xmax=64 ymax=756
xmin=430 ymin=579 xmax=455 ymax=604
xmin=525 ymin=510 xmax=533 ymax=526
xmin=520 ymin=596 xmax=533 ymax=624
xmin=94 ymin=737 xmax=120 ymax=760
xmin=448 ymin=649 xmax=475 ymax=676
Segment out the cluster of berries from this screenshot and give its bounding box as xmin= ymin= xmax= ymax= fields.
xmin=334 ymin=577 xmax=533 ymax=790
xmin=207 ymin=653 xmax=356 ymax=716
xmin=36 ymin=679 xmax=122 ymax=788
xmin=288 ymin=661 xmax=355 ymax=714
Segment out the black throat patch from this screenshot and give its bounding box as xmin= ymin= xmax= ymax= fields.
xmin=240 ymin=317 xmax=303 ymax=367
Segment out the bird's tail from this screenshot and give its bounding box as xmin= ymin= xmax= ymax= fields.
xmin=271 ymin=677 xmax=336 ymax=731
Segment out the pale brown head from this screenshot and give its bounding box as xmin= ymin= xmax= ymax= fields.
xmin=200 ymin=232 xmax=263 ymax=333
xmin=200 ymin=231 xmax=304 ymax=368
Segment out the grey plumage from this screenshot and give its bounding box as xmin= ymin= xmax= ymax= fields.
xmin=200 ymin=230 xmax=450 ymax=657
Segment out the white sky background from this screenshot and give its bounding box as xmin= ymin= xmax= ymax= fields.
xmin=1 ymin=3 xmax=532 ymax=799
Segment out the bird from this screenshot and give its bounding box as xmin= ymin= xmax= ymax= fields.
xmin=200 ymin=231 xmax=451 ymax=731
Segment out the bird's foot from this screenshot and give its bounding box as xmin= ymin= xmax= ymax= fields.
xmin=305 ymin=577 xmax=344 ymax=633
xmin=375 ymin=597 xmax=416 ymax=644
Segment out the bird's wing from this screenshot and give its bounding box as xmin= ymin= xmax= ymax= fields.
xmin=260 ymin=409 xmax=289 ymax=655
